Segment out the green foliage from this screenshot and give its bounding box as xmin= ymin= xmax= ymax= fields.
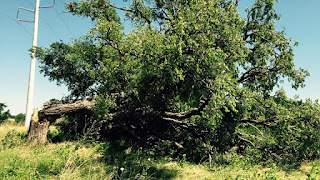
xmin=232 ymin=89 xmax=320 ymax=165
xmin=13 ymin=113 xmax=25 ymax=124
xmin=37 ymin=0 xmax=308 ymax=104
xmin=0 ymin=130 xmax=26 ymax=150
xmin=35 ymin=0 xmax=319 ymax=166
xmin=0 ymin=127 xmax=107 ymax=180
xmin=0 ymin=103 xmax=11 ymax=124
xmin=1 ymin=123 xmax=320 ymax=179
xmin=96 ymin=142 xmax=178 ymax=179
xmin=53 ymin=115 xmax=99 ymax=142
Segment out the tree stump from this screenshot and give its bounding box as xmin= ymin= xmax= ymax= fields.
xmin=26 ymin=98 xmax=96 ymax=145
xmin=27 ymin=109 xmax=50 ymax=145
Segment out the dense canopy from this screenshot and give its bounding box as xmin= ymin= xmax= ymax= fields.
xmin=36 ymin=0 xmax=320 ymax=163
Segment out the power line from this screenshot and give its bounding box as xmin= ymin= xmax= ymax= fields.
xmin=16 ymin=22 xmax=34 ymax=40
xmin=56 ymin=0 xmax=69 ymax=13
xmin=39 ymin=14 xmax=61 ymax=40
xmin=25 ymin=0 xmax=62 ymax=41
xmin=53 ymin=7 xmax=75 ymax=38
xmin=27 ymin=0 xmax=35 ymax=9
xmin=28 ymin=0 xmax=74 ymax=38
xmin=58 ymin=0 xmax=68 ymax=6
xmin=0 ymin=11 xmax=44 ymax=47
xmin=21 ymin=0 xmax=30 ymax=8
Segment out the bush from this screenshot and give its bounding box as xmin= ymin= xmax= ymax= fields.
xmin=13 ymin=113 xmax=25 ymax=125
xmin=0 ymin=103 xmax=11 ymax=124
xmin=0 ymin=130 xmax=26 ymax=150
xmin=96 ymin=142 xmax=178 ymax=179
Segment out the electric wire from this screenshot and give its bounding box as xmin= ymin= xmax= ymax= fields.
xmin=53 ymin=6 xmax=75 ymax=38
xmin=26 ymin=0 xmax=62 ymax=41
xmin=58 ymin=0 xmax=68 ymax=6
xmin=27 ymin=0 xmax=35 ymax=9
xmin=0 ymin=11 xmax=44 ymax=47
xmin=39 ymin=14 xmax=61 ymax=40
xmin=26 ymin=0 xmax=66 ymax=43
xmin=44 ymin=0 xmax=53 ymax=4
xmin=57 ymin=0 xmax=69 ymax=14
xmin=12 ymin=0 xmax=75 ymax=47
xmin=28 ymin=0 xmax=74 ymax=38
xmin=21 ymin=0 xmax=30 ymax=8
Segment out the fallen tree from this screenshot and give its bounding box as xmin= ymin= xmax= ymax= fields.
xmin=27 ymin=98 xmax=95 ymax=144
xmin=28 ymin=93 xmax=202 ymax=144
xmin=28 ymin=91 xmax=320 ymax=165
xmin=31 ymin=0 xmax=320 ymax=164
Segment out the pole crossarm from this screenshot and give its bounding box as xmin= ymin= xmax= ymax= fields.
xmin=16 ymin=7 xmax=34 ymax=23
xmin=17 ymin=19 xmax=34 ymax=23
xmin=18 ymin=7 xmax=34 ymax=12
xmin=16 ymin=0 xmax=55 ymax=23
xmin=40 ymin=6 xmax=55 ymax=8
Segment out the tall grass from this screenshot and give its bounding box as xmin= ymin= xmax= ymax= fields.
xmin=1 ymin=124 xmax=320 ymax=179
xmin=0 ymin=124 xmax=107 ymax=180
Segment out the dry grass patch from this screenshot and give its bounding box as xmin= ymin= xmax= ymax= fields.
xmin=0 ymin=123 xmax=27 ymax=139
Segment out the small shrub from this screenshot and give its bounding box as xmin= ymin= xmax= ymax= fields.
xmin=0 ymin=103 xmax=11 ymax=124
xmin=48 ymin=127 xmax=64 ymax=143
xmin=14 ymin=113 xmax=25 ymax=125
xmin=0 ymin=130 xmax=26 ymax=149
xmin=96 ymin=142 xmax=178 ymax=179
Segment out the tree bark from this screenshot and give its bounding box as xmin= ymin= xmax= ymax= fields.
xmin=27 ymin=98 xmax=95 ymax=145
xmin=26 ymin=96 xmax=203 ymax=144
xmin=27 ymin=109 xmax=50 ymax=145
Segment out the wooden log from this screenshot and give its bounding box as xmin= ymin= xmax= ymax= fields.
xmin=27 ymin=98 xmax=95 ymax=145
xmin=27 ymin=109 xmax=50 ymax=145
xmin=26 ymin=96 xmax=201 ymax=145
xmin=41 ymin=98 xmax=95 ymax=118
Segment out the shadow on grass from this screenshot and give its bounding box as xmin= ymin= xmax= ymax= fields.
xmin=97 ymin=142 xmax=178 ymax=180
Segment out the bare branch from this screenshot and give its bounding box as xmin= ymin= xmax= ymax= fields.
xmin=237 ymin=133 xmax=256 ymax=147
xmin=109 ymin=4 xmax=133 ymax=12
xmin=162 ymin=117 xmax=196 ymax=128
xmin=247 ymin=122 xmax=266 ymax=139
xmin=235 ymin=117 xmax=277 ymax=128
xmin=163 ymin=99 xmax=210 ymax=120
xmin=238 ymin=66 xmax=283 ymax=83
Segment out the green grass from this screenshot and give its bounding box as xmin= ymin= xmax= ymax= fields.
xmin=0 ymin=124 xmax=107 ymax=180
xmin=1 ymin=124 xmax=320 ymax=179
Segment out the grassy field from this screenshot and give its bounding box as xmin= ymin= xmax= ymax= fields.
xmin=1 ymin=123 xmax=320 ymax=179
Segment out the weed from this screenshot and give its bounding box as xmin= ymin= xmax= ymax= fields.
xmin=0 ymin=129 xmax=26 ymax=149
xmin=0 ymin=124 xmax=320 ymax=179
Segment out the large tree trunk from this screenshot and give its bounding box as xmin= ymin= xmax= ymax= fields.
xmin=27 ymin=109 xmax=50 ymax=145
xmin=27 ymin=98 xmax=95 ymax=145
xmin=26 ymin=96 xmax=200 ymax=145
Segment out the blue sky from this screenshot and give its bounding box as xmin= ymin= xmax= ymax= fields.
xmin=0 ymin=0 xmax=319 ymax=115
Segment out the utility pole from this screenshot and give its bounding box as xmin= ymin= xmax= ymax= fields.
xmin=25 ymin=0 xmax=40 ymax=128
xmin=16 ymin=0 xmax=55 ymax=128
